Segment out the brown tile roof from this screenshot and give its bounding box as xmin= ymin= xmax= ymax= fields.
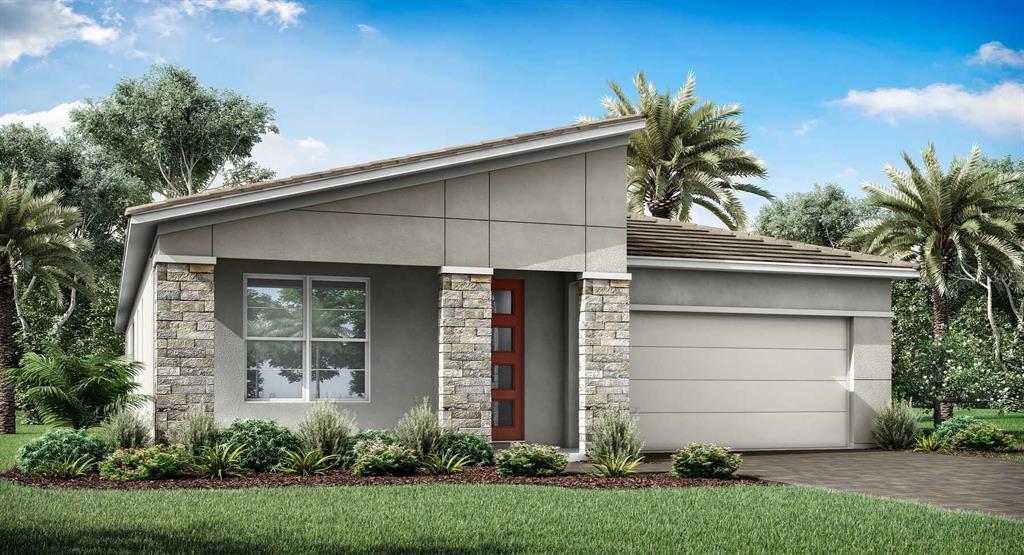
xmin=125 ymin=114 xmax=645 ymax=216
xmin=626 ymin=216 xmax=916 ymax=269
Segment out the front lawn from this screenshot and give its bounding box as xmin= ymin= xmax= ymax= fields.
xmin=0 ymin=420 xmax=48 ymax=471
xmin=1 ymin=480 xmax=1021 ymax=554
xmin=914 ymin=408 xmax=1024 ymax=442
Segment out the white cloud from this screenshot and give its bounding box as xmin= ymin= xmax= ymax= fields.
xmin=0 ymin=100 xmax=82 ymax=136
xmin=793 ymin=118 xmax=821 ymax=136
xmin=251 ymin=133 xmax=329 ymax=177
xmin=835 ymin=167 xmax=858 ymax=181
xmin=0 ymin=0 xmax=120 ymax=66
xmin=182 ymin=0 xmax=305 ymax=28
xmin=357 ymin=23 xmax=378 ymax=35
xmin=836 ymin=81 xmax=1024 ymax=135
xmin=969 ymin=41 xmax=1024 ymax=68
xmin=136 ymin=4 xmax=185 ymax=37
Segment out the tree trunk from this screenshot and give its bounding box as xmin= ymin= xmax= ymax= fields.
xmin=648 ymin=200 xmax=675 ymax=219
xmin=930 ymin=287 xmax=953 ymax=427
xmin=0 ymin=261 xmax=17 ymax=434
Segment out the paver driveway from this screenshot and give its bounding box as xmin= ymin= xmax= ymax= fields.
xmin=735 ymin=451 xmax=1023 ymax=519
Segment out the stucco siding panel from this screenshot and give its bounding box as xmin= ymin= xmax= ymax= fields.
xmin=489 ymin=155 xmax=585 ymax=225
xmin=158 ymin=226 xmax=212 ymax=256
xmin=304 ymin=181 xmax=444 ymax=217
xmin=489 ymin=221 xmax=585 ymax=271
xmin=445 ymin=219 xmax=489 ymax=267
xmin=585 ymin=147 xmax=627 ymax=228
xmin=444 ymin=173 xmax=489 ymax=220
xmin=585 ymin=226 xmax=626 ymax=273
xmin=851 ymin=379 xmax=891 ymax=444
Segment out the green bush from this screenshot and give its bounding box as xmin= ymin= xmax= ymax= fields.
xmin=33 ymin=455 xmax=95 ymax=479
xmin=423 ymin=452 xmax=472 ymax=475
xmin=99 ymin=409 xmax=151 ymax=450
xmin=167 ymin=407 xmax=220 ymax=457
xmin=338 ymin=430 xmax=399 ymax=469
xmin=671 ymin=443 xmax=741 ymax=479
xmin=192 ymin=444 xmax=246 ymax=480
xmin=947 ymin=422 xmax=1012 ymax=452
xmin=587 ymin=410 xmax=644 ymax=460
xmin=394 ymin=398 xmax=444 ymax=459
xmin=219 ymin=419 xmax=299 ymax=471
xmin=16 ymin=428 xmax=110 ymax=475
xmin=276 ymin=449 xmax=339 ymax=476
xmin=99 ymin=445 xmax=186 ymax=481
xmin=350 ymin=440 xmax=420 ymax=476
xmin=871 ymin=400 xmax=918 ymax=449
xmin=590 ymin=453 xmax=643 ymax=477
xmin=933 ymin=415 xmax=981 ymax=445
xmin=296 ymin=400 xmax=357 ymax=456
xmin=495 ymin=443 xmax=567 ymax=477
xmin=914 ymin=434 xmax=943 ymax=452
xmin=437 ymin=431 xmax=494 ymax=466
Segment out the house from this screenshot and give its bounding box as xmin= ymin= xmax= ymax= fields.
xmin=116 ymin=115 xmax=917 ymax=454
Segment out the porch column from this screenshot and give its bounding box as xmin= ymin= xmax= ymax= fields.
xmin=438 ymin=268 xmax=493 ymax=440
xmin=577 ymin=274 xmax=631 ymax=453
xmin=154 ymin=260 xmax=216 ymax=442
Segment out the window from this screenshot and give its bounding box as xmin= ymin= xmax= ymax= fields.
xmin=245 ymin=275 xmax=368 ymax=401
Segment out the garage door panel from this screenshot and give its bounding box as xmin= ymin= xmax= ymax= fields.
xmin=630 ymin=380 xmax=848 ymax=413
xmin=638 ymin=412 xmax=849 ymax=451
xmin=632 ymin=346 xmax=848 ymax=381
xmin=632 ymin=312 xmax=848 ymax=350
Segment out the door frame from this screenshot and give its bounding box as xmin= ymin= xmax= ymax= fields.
xmin=491 ymin=279 xmax=525 ymax=441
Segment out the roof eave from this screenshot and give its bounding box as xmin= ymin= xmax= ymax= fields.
xmin=627 ymin=255 xmax=920 ymax=279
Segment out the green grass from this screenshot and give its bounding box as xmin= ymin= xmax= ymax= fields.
xmin=914 ymin=408 xmax=1024 ymax=441
xmin=0 ymin=420 xmax=48 ymax=471
xmin=0 ymin=481 xmax=1021 ymax=554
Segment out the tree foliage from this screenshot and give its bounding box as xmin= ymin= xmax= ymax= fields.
xmin=71 ymin=64 xmax=278 ymax=197
xmin=589 ymin=71 xmax=769 ymax=229
xmin=754 ymin=184 xmax=876 ymax=248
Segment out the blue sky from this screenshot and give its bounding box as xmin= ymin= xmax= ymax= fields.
xmin=1 ymin=0 xmax=1022 ymax=225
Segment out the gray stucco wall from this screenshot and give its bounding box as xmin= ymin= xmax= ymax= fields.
xmin=214 ymin=259 xmax=438 ymax=429
xmin=158 ymin=147 xmax=628 ymax=273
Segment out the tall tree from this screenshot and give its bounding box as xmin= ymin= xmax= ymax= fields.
xmin=0 ymin=173 xmax=91 ymax=433
xmin=589 ymin=71 xmax=770 ymax=229
xmin=754 ymin=184 xmax=876 ymax=248
xmin=71 ymin=64 xmax=278 ymax=197
xmin=847 ymin=145 xmax=1024 ymax=424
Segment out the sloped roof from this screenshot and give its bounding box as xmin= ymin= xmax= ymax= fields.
xmin=626 ymin=216 xmax=916 ymax=269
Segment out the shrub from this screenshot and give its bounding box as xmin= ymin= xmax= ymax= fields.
xmin=167 ymin=407 xmax=220 ymax=457
xmin=193 ymin=444 xmax=246 ymax=480
xmin=338 ymin=430 xmax=399 ymax=469
xmin=99 ymin=445 xmax=186 ymax=481
xmin=276 ymin=449 xmax=339 ymax=476
xmin=871 ymin=400 xmax=918 ymax=449
xmin=587 ymin=410 xmax=644 ymax=460
xmin=296 ymin=400 xmax=357 ymax=456
xmin=17 ymin=428 xmax=110 ymax=475
xmin=590 ymin=453 xmax=643 ymax=477
xmin=495 ymin=443 xmax=567 ymax=477
xmin=437 ymin=431 xmax=494 ymax=466
xmin=947 ymin=422 xmax=1012 ymax=452
xmin=34 ymin=455 xmax=95 ymax=479
xmin=350 ymin=440 xmax=419 ymax=476
xmin=99 ymin=409 xmax=151 ymax=450
xmin=3 ymin=345 xmax=147 ymax=429
xmin=914 ymin=434 xmax=943 ymax=452
xmin=394 ymin=398 xmax=444 ymax=459
xmin=423 ymin=452 xmax=472 ymax=475
xmin=219 ymin=419 xmax=299 ymax=471
xmin=933 ymin=415 xmax=981 ymax=445
xmin=671 ymin=443 xmax=741 ymax=479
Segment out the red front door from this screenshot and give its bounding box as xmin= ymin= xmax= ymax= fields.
xmin=491 ymin=279 xmax=524 ymax=441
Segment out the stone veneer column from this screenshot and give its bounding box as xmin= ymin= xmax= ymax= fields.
xmin=154 ymin=262 xmax=215 ymax=441
xmin=438 ymin=272 xmax=492 ymax=440
xmin=578 ymin=277 xmax=630 ymax=453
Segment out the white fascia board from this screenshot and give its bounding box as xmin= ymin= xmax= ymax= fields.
xmin=153 ymin=254 xmax=217 ymax=265
xmin=627 ymin=256 xmax=919 ymax=280
xmin=577 ymin=272 xmax=632 ymax=281
xmin=439 ymin=266 xmax=494 ymax=275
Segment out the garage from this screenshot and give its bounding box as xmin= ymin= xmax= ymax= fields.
xmin=631 ymin=311 xmax=850 ymax=451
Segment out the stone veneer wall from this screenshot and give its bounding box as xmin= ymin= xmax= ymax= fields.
xmin=154 ymin=262 xmax=216 ymax=441
xmin=438 ymin=273 xmax=492 ymax=439
xmin=578 ymin=277 xmax=630 ymax=452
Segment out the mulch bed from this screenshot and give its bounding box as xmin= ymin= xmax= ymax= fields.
xmin=2 ymin=466 xmax=766 ymax=491
xmin=912 ymin=449 xmax=1024 ymax=460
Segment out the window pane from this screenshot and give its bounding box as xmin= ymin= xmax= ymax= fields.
xmin=247 ymin=279 xmax=303 ymax=308
xmin=492 ymin=327 xmax=512 ymax=352
xmin=246 ymin=341 xmax=303 ymax=399
xmin=312 ymin=309 xmax=365 ymax=339
xmin=492 ymin=290 xmax=512 ymax=314
xmin=313 ymin=341 xmax=365 ymax=370
xmin=492 ymin=364 xmax=513 ymax=390
xmin=492 ymin=400 xmax=513 ymax=427
xmin=247 ymin=307 xmax=303 ymax=337
xmin=312 ymin=281 xmax=366 ymax=310
xmin=313 ymin=369 xmax=366 ymax=399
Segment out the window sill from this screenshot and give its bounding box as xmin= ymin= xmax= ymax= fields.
xmin=243 ymin=399 xmax=371 ymax=404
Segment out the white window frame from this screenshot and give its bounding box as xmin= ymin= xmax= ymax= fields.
xmin=243 ymin=273 xmax=370 ymax=403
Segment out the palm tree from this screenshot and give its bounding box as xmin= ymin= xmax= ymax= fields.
xmin=0 ymin=173 xmax=91 ymax=433
xmin=847 ymin=145 xmax=1024 ymax=423
xmin=590 ymin=71 xmax=770 ymax=229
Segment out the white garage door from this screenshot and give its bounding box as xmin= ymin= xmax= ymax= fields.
xmin=631 ymin=311 xmax=850 ymax=451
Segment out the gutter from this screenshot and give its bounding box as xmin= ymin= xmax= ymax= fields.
xmin=627 ymin=255 xmax=920 ymax=280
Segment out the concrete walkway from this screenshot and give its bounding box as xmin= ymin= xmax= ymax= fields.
xmin=573 ymin=450 xmax=1024 ymax=519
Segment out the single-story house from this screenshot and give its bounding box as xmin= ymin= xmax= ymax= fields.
xmin=116 ymin=114 xmax=918 ymax=454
